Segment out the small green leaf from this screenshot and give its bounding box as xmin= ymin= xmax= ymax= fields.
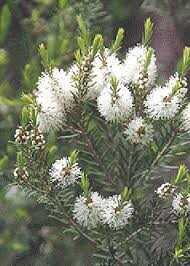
xmin=173 ymin=247 xmax=184 ymax=262
xmin=0 ymin=5 xmax=11 ymax=44
xmin=69 ymin=150 xmax=79 ymax=165
xmin=38 ymin=43 xmax=52 ymax=70
xmin=111 ymin=76 xmax=119 ymax=91
xmin=110 ymin=28 xmax=124 ymax=53
xmin=0 ymin=49 xmax=9 ymax=65
xmin=75 ymin=49 xmax=82 ymax=63
xmin=177 ymin=47 xmax=190 ymax=77
xmin=92 ymin=34 xmax=103 ymax=56
xmin=21 ymin=106 xmax=29 ymax=127
xmin=80 ymin=172 xmax=90 ymax=195
xmin=58 ymin=0 xmax=68 ymax=9
xmin=77 ymin=36 xmax=86 ymax=54
xmin=76 ymin=16 xmax=90 ymax=54
xmin=0 ymin=155 xmax=8 ymax=169
xmin=30 ymin=105 xmax=37 ymax=127
xmin=21 ymin=93 xmax=35 ymax=105
xmin=121 ymin=186 xmax=131 ymax=203
xmin=176 ymin=217 xmax=188 ymax=248
xmin=17 ymin=152 xmax=24 ymax=168
xmin=16 ymin=208 xmax=28 ymax=218
xmin=142 ymin=18 xmax=153 ymax=46
xmin=144 ymin=47 xmax=154 ymax=72
xmin=11 ymin=242 xmax=28 ymax=252
xmin=175 ymin=164 xmax=188 ymax=184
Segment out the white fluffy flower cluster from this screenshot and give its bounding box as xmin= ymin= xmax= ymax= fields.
xmin=97 ymin=83 xmax=133 ymax=122
xmin=172 ymin=193 xmax=190 ymax=215
xmin=155 ymin=182 xmax=175 ymax=198
xmin=33 ymin=44 xmax=189 ymax=144
xmin=73 ymin=192 xmax=103 ymax=229
xmin=91 ymin=50 xmax=121 ymax=99
xmin=96 ymin=45 xmax=157 ymax=124
xmin=145 ymin=74 xmax=187 ymax=120
xmin=68 ymin=49 xmax=121 ymax=100
xmin=73 ymin=193 xmax=133 ymax=230
xmin=121 ymin=44 xmax=157 ymax=89
xmin=94 ymin=46 xmax=157 ymax=145
xmin=49 ymin=156 xmax=81 ymax=188
xmin=35 ymin=67 xmax=76 ymax=133
xmin=101 ymin=195 xmax=134 ymax=229
xmin=125 ymin=117 xmax=153 ymax=145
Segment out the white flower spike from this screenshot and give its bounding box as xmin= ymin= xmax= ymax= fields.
xmin=49 ymin=156 xmax=81 ymax=188
xmin=73 ymin=192 xmax=104 ymax=229
xmin=97 ymin=82 xmax=133 ymax=122
xmin=101 ymin=195 xmax=133 ymax=230
xmin=125 ymin=117 xmax=153 ymax=145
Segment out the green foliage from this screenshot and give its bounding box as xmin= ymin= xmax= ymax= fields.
xmin=142 ymin=17 xmax=153 ymax=46
xmin=177 ymin=47 xmax=190 ymax=77
xmin=144 ymin=47 xmax=154 ymax=72
xmin=21 ymin=106 xmax=29 ymax=127
xmin=121 ymin=186 xmax=131 ymax=202
xmin=69 ymin=150 xmax=79 ymax=165
xmin=74 ymin=0 xmax=111 ymax=35
xmin=11 ymin=14 xmax=190 ymax=264
xmin=0 ymin=155 xmax=8 ymax=169
xmin=175 ymin=164 xmax=188 ymax=184
xmin=110 ymin=28 xmax=125 ymax=53
xmin=0 ymin=4 xmax=11 ymax=44
xmin=80 ymin=173 xmax=90 ymax=195
xmin=92 ymin=34 xmax=104 ymax=56
xmin=1 ymin=0 xmax=190 ymax=265
xmin=16 ymin=151 xmax=24 ymax=168
xmin=38 ymin=43 xmax=53 ymax=70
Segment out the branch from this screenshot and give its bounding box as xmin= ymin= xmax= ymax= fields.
xmin=77 ymin=121 xmax=117 ymax=188
xmin=135 ymin=131 xmax=177 ymax=185
xmin=53 ymin=194 xmax=100 ymax=248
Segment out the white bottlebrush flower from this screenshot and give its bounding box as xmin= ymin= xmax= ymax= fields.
xmin=36 ymin=92 xmax=65 ymax=133
xmin=125 ymin=117 xmax=153 ymax=145
xmin=90 ymin=50 xmax=122 ymax=99
xmin=37 ymin=67 xmax=75 ymax=111
xmin=181 ymin=103 xmax=190 ymax=133
xmin=167 ymin=73 xmax=188 ymax=97
xmin=145 ymin=86 xmax=183 ymax=120
xmin=101 ymin=195 xmax=133 ymax=229
xmin=155 ymin=182 xmax=175 ymax=198
xmin=121 ymin=44 xmax=157 ymax=89
xmin=172 ymin=193 xmax=190 ymax=215
xmin=97 ymin=83 xmax=133 ymax=122
xmin=49 ymin=156 xmax=81 ymax=188
xmin=73 ymin=192 xmax=104 ymax=229
xmin=145 ymin=73 xmax=187 ymax=120
xmin=68 ymin=50 xmax=122 ymax=100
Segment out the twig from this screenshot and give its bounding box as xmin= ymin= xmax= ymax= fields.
xmin=127 ymin=144 xmax=134 ymax=186
xmin=136 ymin=131 xmax=177 ymax=185
xmin=148 ymin=132 xmax=177 ymax=174
xmin=77 ymin=121 xmax=116 ymax=187
xmin=53 ymin=195 xmax=100 ymax=248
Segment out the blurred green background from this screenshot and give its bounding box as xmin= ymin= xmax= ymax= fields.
xmin=0 ymin=0 xmax=189 ymax=265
